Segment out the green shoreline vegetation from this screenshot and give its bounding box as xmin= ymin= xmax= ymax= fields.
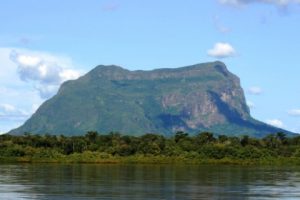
xmin=1 ymin=131 xmax=300 ymax=165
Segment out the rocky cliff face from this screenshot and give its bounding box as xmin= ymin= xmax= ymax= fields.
xmin=9 ymin=61 xmax=290 ymax=137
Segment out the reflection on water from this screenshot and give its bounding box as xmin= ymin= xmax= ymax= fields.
xmin=1 ymin=164 xmax=300 ymax=199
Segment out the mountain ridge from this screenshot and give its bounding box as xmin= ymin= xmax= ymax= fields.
xmin=9 ymin=61 xmax=294 ymax=137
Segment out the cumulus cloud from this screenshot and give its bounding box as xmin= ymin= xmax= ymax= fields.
xmin=0 ymin=103 xmax=35 ymax=134
xmin=247 ymin=86 xmax=263 ymax=95
xmin=0 ymin=104 xmax=16 ymax=113
xmin=0 ymin=47 xmax=82 ymax=132
xmin=219 ymin=0 xmax=300 ymax=6
xmin=288 ymin=109 xmax=300 ymax=116
xmin=0 ymin=48 xmax=47 ymax=133
xmin=266 ymin=119 xmax=284 ymax=128
xmin=0 ymin=85 xmax=43 ymax=132
xmin=9 ymin=50 xmax=81 ymax=99
xmin=207 ymin=42 xmax=236 ymax=59
xmin=34 ymin=85 xmax=61 ymax=99
xmin=0 ymin=103 xmax=29 ymax=121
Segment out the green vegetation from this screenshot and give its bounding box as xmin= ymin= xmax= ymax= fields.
xmin=10 ymin=62 xmax=290 ymax=137
xmin=1 ymin=131 xmax=300 ymax=165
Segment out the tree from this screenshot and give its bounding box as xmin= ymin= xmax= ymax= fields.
xmin=174 ymin=131 xmax=189 ymax=143
xmin=138 ymin=134 xmax=165 ymax=155
xmin=240 ymin=135 xmax=249 ymax=147
xmin=218 ymin=135 xmax=229 ymax=143
xmin=85 ymin=131 xmax=98 ymax=144
xmin=263 ymin=134 xmax=280 ymax=148
xmin=276 ymin=132 xmax=287 ymax=145
xmin=195 ymin=132 xmax=215 ymax=145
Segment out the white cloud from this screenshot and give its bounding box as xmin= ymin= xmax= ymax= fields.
xmin=14 ymin=53 xmax=41 ymax=66
xmin=0 ymin=47 xmax=83 ymax=133
xmin=34 ymin=84 xmax=60 ymax=99
xmin=0 ymin=103 xmax=16 ymax=113
xmin=247 ymin=101 xmax=255 ymax=109
xmin=247 ymin=86 xmax=263 ymax=95
xmin=266 ymin=119 xmax=284 ymax=128
xmin=0 ymin=103 xmax=30 ymax=121
xmin=288 ymin=109 xmax=300 ymax=116
xmin=59 ymin=69 xmax=81 ymax=82
xmin=9 ymin=49 xmax=82 ymax=98
xmin=207 ymin=42 xmax=236 ymax=59
xmin=219 ymin=0 xmax=300 ymax=6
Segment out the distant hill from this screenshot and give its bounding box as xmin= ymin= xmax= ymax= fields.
xmin=9 ymin=61 xmax=293 ymax=137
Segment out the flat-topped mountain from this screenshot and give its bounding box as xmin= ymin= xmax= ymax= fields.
xmin=9 ymin=61 xmax=291 ymax=137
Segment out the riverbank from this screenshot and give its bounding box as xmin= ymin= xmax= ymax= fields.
xmin=2 ymin=151 xmax=300 ymax=165
xmin=2 ymin=132 xmax=300 ymax=165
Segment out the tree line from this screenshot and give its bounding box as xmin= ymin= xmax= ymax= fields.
xmin=1 ymin=131 xmax=300 ymax=161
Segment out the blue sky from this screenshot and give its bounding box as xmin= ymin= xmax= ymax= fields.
xmin=1 ymin=0 xmax=300 ymax=134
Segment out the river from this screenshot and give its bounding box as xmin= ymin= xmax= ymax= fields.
xmin=1 ymin=164 xmax=300 ymax=199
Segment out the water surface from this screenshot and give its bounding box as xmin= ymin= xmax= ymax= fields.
xmin=1 ymin=164 xmax=300 ymax=199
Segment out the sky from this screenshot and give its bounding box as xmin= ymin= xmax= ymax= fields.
xmin=1 ymin=0 xmax=300 ymax=134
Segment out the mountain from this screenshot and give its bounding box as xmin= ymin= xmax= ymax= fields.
xmin=9 ymin=61 xmax=292 ymax=137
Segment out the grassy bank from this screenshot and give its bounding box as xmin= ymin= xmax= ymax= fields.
xmin=2 ymin=151 xmax=300 ymax=165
